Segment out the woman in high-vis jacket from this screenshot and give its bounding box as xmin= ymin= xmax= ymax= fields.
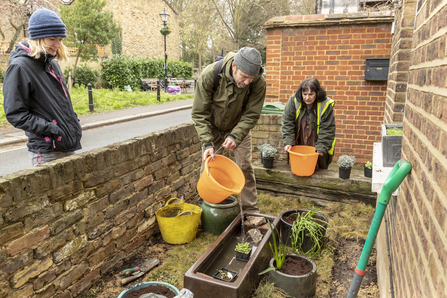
xmin=281 ymin=78 xmax=335 ymax=169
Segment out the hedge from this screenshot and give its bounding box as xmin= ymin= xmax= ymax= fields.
xmin=101 ymin=54 xmax=193 ymax=90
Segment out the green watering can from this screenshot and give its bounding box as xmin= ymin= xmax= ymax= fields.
xmin=347 ymin=159 xmax=411 ymax=298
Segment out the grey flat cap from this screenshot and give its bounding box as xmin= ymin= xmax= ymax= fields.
xmin=234 ymin=47 xmax=262 ymax=77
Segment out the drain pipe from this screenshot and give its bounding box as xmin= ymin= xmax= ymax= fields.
xmin=347 ymin=159 xmax=411 ymax=298
xmin=384 ymin=212 xmax=395 ymax=298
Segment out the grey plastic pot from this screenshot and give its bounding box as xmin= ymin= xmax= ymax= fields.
xmin=268 ymin=254 xmax=317 ymax=298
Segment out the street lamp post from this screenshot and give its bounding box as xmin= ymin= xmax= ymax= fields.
xmin=159 ymin=8 xmax=170 ymax=92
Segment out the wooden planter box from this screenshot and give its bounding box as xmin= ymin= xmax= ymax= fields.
xmin=381 ymin=123 xmax=403 ymax=167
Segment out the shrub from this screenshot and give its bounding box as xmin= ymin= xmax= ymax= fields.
xmin=365 ymin=161 xmax=372 ymax=169
xmin=101 ymin=54 xmax=193 ymax=91
xmin=64 ymin=65 xmax=99 ymax=88
xmin=337 ymin=155 xmax=355 ymax=169
xmin=259 ymin=144 xmax=277 ymax=158
xmin=0 ymin=69 xmax=4 ymax=83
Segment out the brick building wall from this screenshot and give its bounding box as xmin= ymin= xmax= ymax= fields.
xmin=383 ymin=0 xmax=417 ymax=124
xmin=383 ymin=0 xmax=447 ymax=296
xmin=263 ymin=12 xmax=394 ymax=164
xmin=104 ymin=0 xmax=180 ymax=60
xmin=0 ymin=123 xmax=200 ymax=297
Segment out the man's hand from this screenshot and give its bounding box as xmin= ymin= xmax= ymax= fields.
xmin=284 ymin=145 xmax=292 ymax=152
xmin=203 ymin=148 xmax=214 ymax=161
xmin=222 ymin=138 xmax=237 ymax=150
xmin=317 ymin=151 xmax=324 ymax=156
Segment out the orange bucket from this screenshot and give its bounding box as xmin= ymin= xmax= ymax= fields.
xmin=197 ymin=155 xmax=245 ymax=204
xmin=288 ymin=145 xmax=319 ymax=177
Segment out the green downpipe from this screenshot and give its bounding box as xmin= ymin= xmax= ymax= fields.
xmin=347 ymin=159 xmax=411 ymax=298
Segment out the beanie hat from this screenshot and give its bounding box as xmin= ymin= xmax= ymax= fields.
xmin=28 ymin=9 xmax=66 ymax=40
xmin=234 ymin=47 xmax=262 ymax=77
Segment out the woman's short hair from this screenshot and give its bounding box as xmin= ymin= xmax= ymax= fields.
xmin=27 ymin=38 xmax=68 ymax=62
xmin=295 ymin=77 xmax=327 ymax=104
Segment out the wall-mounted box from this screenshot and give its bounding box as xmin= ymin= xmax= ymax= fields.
xmin=365 ymin=58 xmax=390 ymax=81
xmin=381 ymin=123 xmax=403 ymax=167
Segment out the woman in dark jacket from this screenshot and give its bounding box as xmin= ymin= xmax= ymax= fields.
xmin=3 ymin=9 xmax=82 ymax=166
xmin=281 ymin=78 xmax=336 ymax=169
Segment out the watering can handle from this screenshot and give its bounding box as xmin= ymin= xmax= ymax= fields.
xmin=379 ymin=159 xmax=411 ymax=205
xmin=165 ymin=198 xmax=182 ymax=206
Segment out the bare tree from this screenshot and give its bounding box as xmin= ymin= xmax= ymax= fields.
xmin=211 ymin=0 xmax=290 ymax=56
xmin=289 ymin=0 xmax=317 ymax=15
xmin=0 ymin=0 xmax=54 ymax=53
xmin=180 ymin=0 xmax=216 ymax=73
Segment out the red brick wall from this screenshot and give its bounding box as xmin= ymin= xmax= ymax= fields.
xmin=264 ymin=16 xmax=393 ymax=163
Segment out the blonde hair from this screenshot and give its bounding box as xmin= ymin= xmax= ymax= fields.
xmin=27 ymin=38 xmax=68 ymax=62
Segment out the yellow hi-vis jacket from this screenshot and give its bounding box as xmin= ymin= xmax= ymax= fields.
xmin=281 ymin=94 xmax=336 ymax=169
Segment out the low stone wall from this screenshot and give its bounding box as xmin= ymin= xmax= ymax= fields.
xmin=251 ymin=114 xmax=286 ymax=161
xmin=0 ymin=123 xmax=201 ymax=298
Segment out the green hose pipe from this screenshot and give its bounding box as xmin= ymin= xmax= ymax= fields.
xmin=347 ymin=159 xmax=411 ymax=298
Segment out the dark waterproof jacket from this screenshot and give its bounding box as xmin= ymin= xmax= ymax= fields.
xmin=191 ymin=52 xmax=266 ymax=148
xmin=3 ymin=42 xmax=82 ymax=153
xmin=282 ymin=94 xmax=336 ymax=169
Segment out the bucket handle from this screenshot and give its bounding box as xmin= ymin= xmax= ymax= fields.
xmin=287 ymin=150 xmax=308 ymax=160
xmin=165 ymin=198 xmax=183 ymax=206
xmin=206 ymin=145 xmax=224 ymax=176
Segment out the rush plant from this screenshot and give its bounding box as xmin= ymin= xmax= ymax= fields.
xmin=259 ymin=220 xmax=286 ymax=275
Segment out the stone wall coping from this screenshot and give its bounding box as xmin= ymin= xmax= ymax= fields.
xmin=263 ymin=11 xmax=395 ymax=28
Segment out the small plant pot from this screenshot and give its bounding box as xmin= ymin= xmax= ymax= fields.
xmin=339 ymin=167 xmax=351 ymax=179
xmin=263 ymin=157 xmax=274 ymax=169
xmin=235 ymin=248 xmax=252 ymax=262
xmin=364 ymin=166 xmax=372 ymax=178
xmin=268 ymin=254 xmax=317 ymax=298
xmin=212 ymin=268 xmax=238 ymax=282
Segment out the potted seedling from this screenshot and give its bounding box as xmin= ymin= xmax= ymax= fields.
xmin=259 ymin=144 xmax=277 ymax=169
xmin=337 ymin=155 xmax=355 ymax=179
xmin=364 ymin=161 xmax=372 ymax=178
xmin=213 ymin=268 xmax=238 ymax=282
xmin=235 ymin=242 xmax=252 ymax=262
xmin=259 ymin=221 xmax=317 ymax=298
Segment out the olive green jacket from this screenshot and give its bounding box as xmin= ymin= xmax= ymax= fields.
xmin=282 ymin=94 xmax=336 ymax=169
xmin=191 ymin=52 xmax=266 ymax=148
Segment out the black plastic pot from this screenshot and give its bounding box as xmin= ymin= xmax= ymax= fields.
xmin=364 ymin=166 xmax=372 ymax=178
xmin=235 ymin=249 xmax=252 ymax=262
xmin=263 ymin=157 xmax=274 ymax=169
xmin=268 ymin=254 xmax=317 ymax=298
xmin=280 ymin=209 xmax=328 ymax=252
xmin=339 ymin=167 xmax=352 ymax=179
xmin=212 ymin=268 xmax=238 ymax=282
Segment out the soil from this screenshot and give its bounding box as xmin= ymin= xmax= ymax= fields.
xmin=78 ymin=234 xmax=171 ymax=298
xmin=123 ymin=285 xmax=175 ymax=298
xmin=329 ymin=237 xmax=379 ymax=297
xmin=80 ymin=230 xmax=379 ymax=298
xmin=279 ymin=256 xmax=313 ymax=275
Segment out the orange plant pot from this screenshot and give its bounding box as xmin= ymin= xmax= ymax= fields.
xmin=288 ymin=145 xmax=319 ymax=177
xmin=197 ymin=155 xmax=245 ymax=204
